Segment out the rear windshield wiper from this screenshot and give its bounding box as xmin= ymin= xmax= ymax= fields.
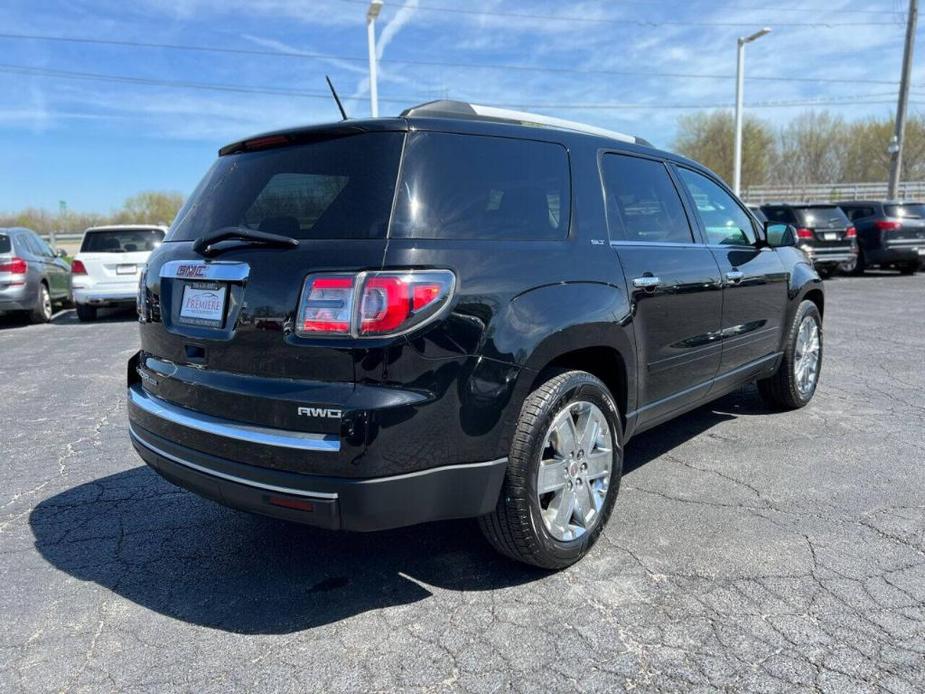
xmin=193 ymin=226 xmax=299 ymax=256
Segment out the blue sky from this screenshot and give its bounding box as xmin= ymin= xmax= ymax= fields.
xmin=0 ymin=0 xmax=920 ymax=212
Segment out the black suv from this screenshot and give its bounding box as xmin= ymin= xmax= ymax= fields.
xmin=128 ymin=101 xmax=824 ymax=568
xmin=836 ymin=200 xmax=925 ymax=274
xmin=760 ymin=203 xmax=858 ymax=277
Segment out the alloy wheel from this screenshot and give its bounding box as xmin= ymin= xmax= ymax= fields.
xmin=793 ymin=315 xmax=820 ymax=396
xmin=535 ymin=400 xmax=614 ymax=542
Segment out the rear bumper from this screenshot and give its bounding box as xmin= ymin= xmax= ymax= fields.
xmin=867 ymin=242 xmax=924 ymax=266
xmin=801 ymin=244 xmax=856 ymax=265
xmin=0 ymin=283 xmax=31 ymax=311
xmin=130 ymin=420 xmax=507 ymax=531
xmin=73 ymin=285 xmax=137 ymax=306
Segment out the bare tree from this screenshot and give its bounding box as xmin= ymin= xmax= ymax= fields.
xmin=674 ymin=111 xmax=774 ymax=187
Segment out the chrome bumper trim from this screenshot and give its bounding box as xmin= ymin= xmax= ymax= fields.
xmin=130 ymin=425 xmax=339 ymax=499
xmin=128 ymin=385 xmax=341 ymax=452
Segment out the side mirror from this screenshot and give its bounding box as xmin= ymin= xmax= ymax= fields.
xmin=55 ymin=248 xmax=68 ymax=258
xmin=765 ymin=222 xmax=796 ymax=248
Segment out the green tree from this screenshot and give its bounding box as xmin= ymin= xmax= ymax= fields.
xmin=112 ymin=191 xmax=184 ymax=226
xmin=673 ymin=110 xmax=775 ymax=188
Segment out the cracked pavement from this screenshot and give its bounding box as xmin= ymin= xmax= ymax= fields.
xmin=1 ymin=272 xmax=924 ymax=692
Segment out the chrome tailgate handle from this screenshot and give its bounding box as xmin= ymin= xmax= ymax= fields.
xmin=632 ymin=276 xmax=661 ymax=289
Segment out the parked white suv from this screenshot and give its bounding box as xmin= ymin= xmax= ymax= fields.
xmin=71 ymin=225 xmax=167 ymax=321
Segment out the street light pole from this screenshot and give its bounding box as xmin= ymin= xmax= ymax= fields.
xmin=366 ymin=0 xmax=384 ymax=118
xmin=733 ymin=27 xmax=771 ymax=196
xmin=887 ymin=0 xmax=918 ymax=200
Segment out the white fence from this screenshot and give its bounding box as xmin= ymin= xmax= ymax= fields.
xmin=741 ymin=181 xmax=925 ymax=204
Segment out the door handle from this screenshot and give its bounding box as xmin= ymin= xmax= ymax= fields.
xmin=632 ymin=276 xmax=661 ymax=290
xmin=725 ymin=270 xmax=744 ymax=284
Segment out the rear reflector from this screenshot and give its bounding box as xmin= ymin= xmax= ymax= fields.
xmin=0 ymin=256 xmax=27 ymax=274
xmin=71 ymin=259 xmax=88 ymax=275
xmin=796 ymin=227 xmax=814 ymax=239
xmin=845 ymin=226 xmax=856 ymax=238
xmin=266 ymin=496 xmax=315 ymax=512
xmin=297 ymin=269 xmax=455 ymax=338
xmin=875 ymin=220 xmax=902 ymax=232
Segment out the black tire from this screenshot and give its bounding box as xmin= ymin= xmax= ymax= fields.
xmin=757 ymin=300 xmax=823 ymax=410
xmin=75 ymin=304 xmax=97 ymax=322
xmin=851 ymin=248 xmax=866 ymax=275
xmin=898 ymin=262 xmax=918 ymax=275
xmin=479 ymin=370 xmax=623 ymax=569
xmin=816 ymin=265 xmax=835 ymax=279
xmin=30 ymin=283 xmax=53 ymax=324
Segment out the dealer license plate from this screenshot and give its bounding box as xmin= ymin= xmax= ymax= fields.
xmin=179 ymin=283 xmax=227 ymax=327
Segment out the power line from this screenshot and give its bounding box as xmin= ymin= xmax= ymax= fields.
xmin=333 ymin=0 xmax=904 ymax=27
xmin=0 ymin=33 xmax=904 ymax=87
xmin=1 ymin=62 xmax=918 ymax=112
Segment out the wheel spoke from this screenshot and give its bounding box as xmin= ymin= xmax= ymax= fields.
xmin=577 ymin=410 xmax=600 ymax=455
xmin=585 ymin=448 xmax=612 ymax=479
xmin=551 ymin=489 xmax=575 ymax=531
xmin=573 ymin=483 xmax=594 ymax=526
xmin=537 ymin=459 xmax=568 ymax=494
xmin=552 ymin=415 xmax=578 ymax=458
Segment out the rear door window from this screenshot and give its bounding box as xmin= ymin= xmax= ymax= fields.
xmin=0 ymin=234 xmax=10 ymax=254
xmin=763 ymin=207 xmax=795 ymax=224
xmin=169 ymin=132 xmax=404 ymax=241
xmin=677 ymin=168 xmax=756 ymax=245
xmin=601 ymin=154 xmax=693 ymax=243
xmin=391 ymin=132 xmax=570 ymax=240
xmin=81 ymin=229 xmax=165 ymax=253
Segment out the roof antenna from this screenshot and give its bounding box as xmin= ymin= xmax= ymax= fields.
xmin=325 ymin=75 xmax=348 ymax=121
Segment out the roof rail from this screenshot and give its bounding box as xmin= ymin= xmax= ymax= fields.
xmin=400 ymin=100 xmax=652 ymax=147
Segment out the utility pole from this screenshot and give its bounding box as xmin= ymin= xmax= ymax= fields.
xmin=888 ymin=0 xmax=918 ymax=200
xmin=733 ymin=27 xmax=771 ymax=196
xmin=366 ymin=0 xmax=383 ymax=118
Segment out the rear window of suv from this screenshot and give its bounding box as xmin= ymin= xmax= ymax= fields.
xmin=390 ymin=132 xmax=570 ymax=241
xmin=885 ymin=203 xmax=925 ymax=219
xmin=81 ymin=229 xmax=165 ymax=253
xmin=793 ymin=206 xmax=850 ymax=229
xmin=168 ymin=132 xmax=404 ymax=241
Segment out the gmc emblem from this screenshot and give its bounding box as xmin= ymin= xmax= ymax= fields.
xmin=176 ymin=264 xmax=207 ymax=278
xmin=297 ymin=406 xmax=343 ymax=419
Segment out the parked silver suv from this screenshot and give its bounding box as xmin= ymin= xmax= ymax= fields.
xmin=0 ymin=227 xmax=71 ymax=323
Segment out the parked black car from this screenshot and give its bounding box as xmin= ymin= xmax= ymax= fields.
xmin=759 ymin=203 xmax=857 ymax=277
xmin=0 ymin=227 xmax=71 ymax=323
xmin=836 ymin=200 xmax=924 ymax=275
xmin=128 ymin=101 xmax=824 ymax=568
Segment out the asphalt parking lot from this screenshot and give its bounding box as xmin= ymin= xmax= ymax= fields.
xmin=1 ymin=273 xmax=923 ymax=693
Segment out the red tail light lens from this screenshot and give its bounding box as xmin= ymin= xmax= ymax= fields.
xmin=298 ymin=275 xmax=356 ymax=334
xmin=0 ymin=256 xmax=28 ymax=274
xmin=875 ymin=220 xmax=901 ymax=232
xmin=71 ymin=259 xmax=88 ymax=275
xmin=845 ymin=226 xmax=856 ymax=238
xmin=796 ymin=227 xmax=814 ymax=239
xmin=296 ymin=270 xmax=455 ymax=337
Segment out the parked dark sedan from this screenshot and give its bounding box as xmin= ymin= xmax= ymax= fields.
xmin=0 ymin=227 xmax=71 ymax=322
xmin=760 ymin=203 xmax=858 ymax=278
xmin=836 ymin=200 xmax=924 ymax=275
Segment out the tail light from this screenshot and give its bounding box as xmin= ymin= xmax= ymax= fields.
xmin=796 ymin=227 xmax=814 ymax=239
xmin=0 ymin=257 xmax=28 ymax=274
xmin=875 ymin=220 xmax=902 ymax=232
xmin=845 ymin=226 xmax=856 ymax=238
xmin=71 ymin=259 xmax=88 ymax=275
xmin=296 ymin=270 xmax=456 ymax=338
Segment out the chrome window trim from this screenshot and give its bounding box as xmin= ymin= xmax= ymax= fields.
xmin=130 ymin=426 xmax=339 ymax=499
xmin=159 ymin=260 xmax=250 ymax=282
xmin=128 ymin=385 xmax=340 ymax=452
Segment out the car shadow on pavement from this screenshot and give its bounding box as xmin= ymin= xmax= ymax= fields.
xmin=623 ymin=385 xmax=774 ymax=475
xmin=30 ymin=466 xmax=548 ymax=635
xmin=30 ymin=385 xmax=772 ymax=635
